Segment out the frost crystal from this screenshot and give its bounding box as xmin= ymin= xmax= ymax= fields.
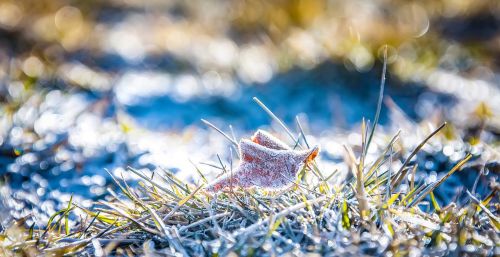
xmin=206 ymin=130 xmax=319 ymax=191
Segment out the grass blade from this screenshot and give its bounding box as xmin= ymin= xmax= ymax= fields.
xmin=253 ymin=97 xmax=297 ymax=145
xmin=408 ymin=153 xmax=472 ymax=207
xmin=365 ymin=45 xmax=387 ymax=154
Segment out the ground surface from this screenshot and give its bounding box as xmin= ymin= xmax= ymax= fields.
xmin=0 ymin=1 xmax=499 ymax=256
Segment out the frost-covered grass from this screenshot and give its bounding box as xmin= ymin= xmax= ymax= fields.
xmin=1 ymin=57 xmax=498 ymax=256
xmin=2 ymin=100 xmax=498 ymax=256
xmin=2 ymin=125 xmax=498 ymax=256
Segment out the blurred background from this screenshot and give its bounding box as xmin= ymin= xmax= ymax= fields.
xmin=0 ymin=0 xmax=499 ymax=226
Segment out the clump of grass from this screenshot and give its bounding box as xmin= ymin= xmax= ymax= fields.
xmin=1 ymin=59 xmax=498 ymax=256
xmin=2 ymin=118 xmax=497 ymax=256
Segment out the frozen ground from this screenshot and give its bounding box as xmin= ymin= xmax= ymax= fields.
xmin=0 ymin=0 xmax=498 ymax=230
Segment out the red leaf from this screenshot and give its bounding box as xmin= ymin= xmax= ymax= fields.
xmin=206 ymin=130 xmax=319 ymax=192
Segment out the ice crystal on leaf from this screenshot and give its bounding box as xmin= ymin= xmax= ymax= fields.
xmin=206 ymin=130 xmax=319 ymax=191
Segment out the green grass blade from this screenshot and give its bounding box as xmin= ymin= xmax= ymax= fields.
xmin=365 ymin=45 xmax=387 ymax=155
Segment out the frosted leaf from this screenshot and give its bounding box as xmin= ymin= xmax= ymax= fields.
xmin=206 ymin=130 xmax=319 ymax=192
xmin=251 ymin=129 xmax=290 ymax=150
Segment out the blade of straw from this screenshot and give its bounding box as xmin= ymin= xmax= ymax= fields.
xmin=365 ymin=45 xmax=388 ymax=155
xmin=253 ymin=97 xmax=298 ymax=146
